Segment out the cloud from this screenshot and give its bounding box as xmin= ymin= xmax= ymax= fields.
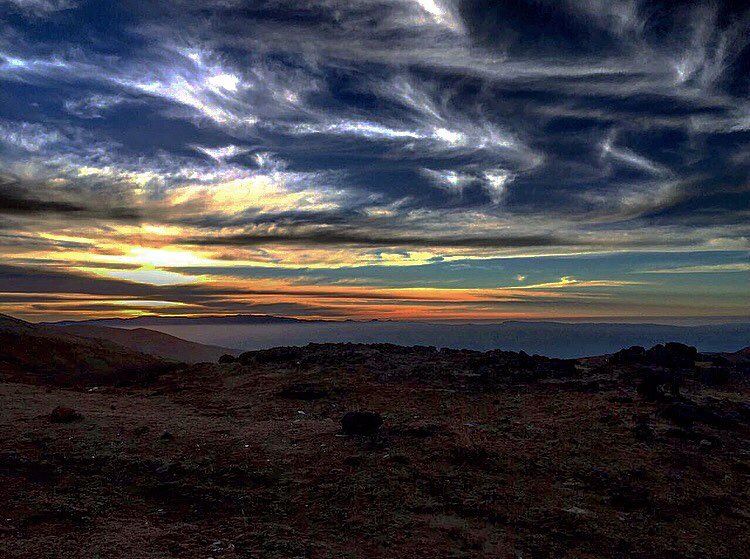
xmin=423 ymin=167 xmax=516 ymax=204
xmin=0 ymin=0 xmax=748 ymax=319
xmin=0 ymin=120 xmax=63 ymax=152
xmin=638 ymin=263 xmax=750 ymax=274
xmin=1 ymin=0 xmax=76 ymax=16
xmin=482 ymin=170 xmax=515 ymax=204
xmin=0 ymin=173 xmax=141 ymax=219
xmin=192 ymin=144 xmax=250 ymax=162
xmin=64 ymin=94 xmax=129 ymax=119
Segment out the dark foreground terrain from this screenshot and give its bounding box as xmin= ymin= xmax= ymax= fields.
xmin=1 ymin=315 xmax=749 ymax=558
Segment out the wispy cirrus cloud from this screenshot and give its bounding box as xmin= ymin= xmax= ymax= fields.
xmin=0 ymin=0 xmax=747 ymax=321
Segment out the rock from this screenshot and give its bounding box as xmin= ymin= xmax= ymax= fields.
xmin=218 ymin=354 xmax=236 ymax=364
xmin=700 ymin=366 xmax=731 ymax=386
xmin=633 ymin=419 xmax=654 ymax=442
xmin=612 ymin=343 xmax=697 ymax=369
xmin=645 ymin=343 xmax=697 ymax=369
xmin=660 ymin=401 xmax=737 ymax=429
xmin=239 ymin=346 xmax=305 ymax=365
xmin=49 ymin=406 xmax=82 ymax=423
xmin=278 ymin=382 xmax=329 ymax=400
xmin=609 ymin=485 xmax=651 ymax=512
xmin=404 ymin=423 xmax=439 ymax=438
xmin=637 ymin=370 xmax=676 ymax=402
xmin=389 ymin=453 xmax=410 ymax=465
xmin=341 ymin=411 xmax=383 ymax=435
xmin=343 ymin=455 xmax=363 ymax=467
xmin=660 ymin=402 xmax=699 ymax=427
xmin=610 ymin=346 xmax=646 ymax=365
xmin=159 ymin=431 xmax=174 ymax=441
xmin=132 ymin=425 xmax=149 ymax=436
xmin=451 ymin=444 xmax=489 ymax=466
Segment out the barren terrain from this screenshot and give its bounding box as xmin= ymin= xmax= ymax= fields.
xmin=1 ymin=316 xmax=749 ymax=558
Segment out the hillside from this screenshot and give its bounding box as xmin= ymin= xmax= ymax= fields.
xmin=0 ymin=314 xmax=173 ymax=386
xmin=51 ymin=324 xmax=240 ymax=363
xmin=1 ymin=334 xmax=749 ymax=557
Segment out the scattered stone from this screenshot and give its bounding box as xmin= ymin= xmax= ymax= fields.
xmin=159 ymin=431 xmax=174 ymax=441
xmin=563 ymin=506 xmax=592 ymax=516
xmin=633 ymin=418 xmax=654 ymax=442
xmin=660 ymin=401 xmax=737 ymax=429
xmin=451 ymin=444 xmax=490 ymax=466
xmin=343 ymin=455 xmax=363 ymax=467
xmin=278 ymin=382 xmax=329 ymax=400
xmin=49 ymin=406 xmax=82 ymax=423
xmin=132 ymin=425 xmax=150 ymax=436
xmin=637 ymin=369 xmax=679 ymax=401
xmin=609 ymin=485 xmax=651 ymax=512
xmin=209 ymin=540 xmax=235 ymax=553
xmin=389 ymin=453 xmax=410 ymax=465
xmin=341 ymin=411 xmax=383 ymax=435
xmin=700 ymin=366 xmax=731 ymax=386
xmin=404 ymin=423 xmax=439 ymax=438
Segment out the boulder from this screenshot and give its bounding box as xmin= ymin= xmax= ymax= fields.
xmin=610 ymin=346 xmax=646 ymax=365
xmin=611 ymin=343 xmax=697 ymax=369
xmin=645 ymin=343 xmax=697 ymax=368
xmin=49 ymin=406 xmax=82 ymax=423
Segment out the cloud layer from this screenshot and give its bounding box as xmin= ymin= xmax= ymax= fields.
xmin=0 ymin=0 xmax=748 ymax=320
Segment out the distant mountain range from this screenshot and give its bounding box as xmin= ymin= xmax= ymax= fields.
xmin=44 ymin=314 xmax=750 ymax=358
xmin=49 ymin=314 xmax=309 ymax=327
xmin=2 ymin=313 xmax=748 ymax=389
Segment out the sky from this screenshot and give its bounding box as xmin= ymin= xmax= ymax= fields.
xmin=0 ymin=0 xmax=748 ymax=323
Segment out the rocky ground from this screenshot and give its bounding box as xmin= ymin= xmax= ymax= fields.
xmin=1 ymin=340 xmax=749 ymax=558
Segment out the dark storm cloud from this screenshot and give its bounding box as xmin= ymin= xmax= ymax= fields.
xmin=182 ymin=229 xmax=576 ymax=249
xmin=0 ymin=173 xmax=142 ymax=219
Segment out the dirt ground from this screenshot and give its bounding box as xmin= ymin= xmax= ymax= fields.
xmin=1 ymin=344 xmax=749 ymax=558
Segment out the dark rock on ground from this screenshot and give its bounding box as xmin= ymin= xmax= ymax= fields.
xmin=610 ymin=345 xmax=646 ymax=365
xmin=700 ymin=366 xmax=731 ymax=386
xmin=341 ymin=411 xmax=383 ymax=435
xmin=48 ymin=406 xmax=82 ymax=423
xmin=277 ymin=383 xmax=329 ymax=400
xmin=659 ymin=401 xmax=738 ymax=429
xmin=637 ymin=369 xmax=680 ymax=401
xmin=611 ymin=342 xmax=698 ymax=369
xmin=646 ymin=342 xmax=698 ymax=368
xmin=633 ymin=417 xmax=655 ymax=442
